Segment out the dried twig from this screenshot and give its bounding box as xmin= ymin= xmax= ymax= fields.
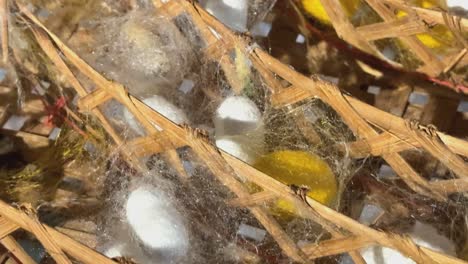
xmin=0 ymin=0 xmax=8 ymax=63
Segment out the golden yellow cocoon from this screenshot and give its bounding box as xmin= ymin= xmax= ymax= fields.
xmin=253 ymin=150 xmax=338 ymax=215
xmin=397 ymin=0 xmax=453 ymax=50
xmin=301 ymin=0 xmax=361 ymax=24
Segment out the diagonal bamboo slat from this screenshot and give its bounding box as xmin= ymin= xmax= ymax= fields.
xmin=0 ymin=201 xmax=115 ymax=264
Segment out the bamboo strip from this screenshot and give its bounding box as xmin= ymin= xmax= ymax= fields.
xmin=0 ymin=217 xmax=18 ymax=239
xmin=0 ymin=201 xmax=115 ymax=264
xmin=249 ymin=54 xmax=285 ymax=94
xmin=300 ymin=236 xmax=374 ymax=259
xmin=356 ymin=17 xmax=427 ymax=41
xmin=444 ymin=48 xmax=467 ymax=73
xmin=404 ymin=122 xmax=468 ymax=179
xmin=227 ymin=191 xmax=277 ymax=207
xmin=364 ymin=0 xmax=445 ymax=75
xmin=205 ymin=40 xmax=235 ymax=65
xmin=346 ymin=96 xmax=468 ymax=158
xmin=23 ymin=9 xmax=156 ymax=136
xmin=54 ymin=227 xmax=97 ymax=248
xmin=77 ymin=88 xmax=112 ymax=112
xmin=319 ymin=0 xmax=380 ymax=56
xmin=158 ymin=0 xmax=245 ymax=94
xmin=431 ymin=179 xmax=468 ymax=194
xmin=442 ymin=12 xmax=467 ymax=49
xmin=382 ymin=0 xmax=468 ymax=31
xmin=383 ymin=153 xmax=445 ymax=197
xmin=0 ymin=104 xmax=9 ymax=126
xmin=0 ymin=130 xmax=50 ymax=149
xmin=1 ymin=236 xmax=37 ymax=264
xmin=30 ymin=28 xmax=123 ymax=146
xmin=0 ymin=0 xmax=7 ymax=63
xmin=18 ymin=205 xmax=71 ymax=264
xmin=269 ymin=86 xmax=468 ymax=158
xmin=63 ymin=105 xmax=102 ymax=140
xmin=29 ymin=26 xmax=148 ymax=172
xmin=124 ymin=132 xmax=184 ymax=157
xmin=345 ymin=132 xmax=419 ymax=158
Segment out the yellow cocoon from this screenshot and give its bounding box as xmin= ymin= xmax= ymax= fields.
xmin=397 ymin=0 xmax=454 ymax=50
xmin=253 ymin=150 xmax=338 ymax=216
xmin=301 ymin=0 xmax=361 ymax=24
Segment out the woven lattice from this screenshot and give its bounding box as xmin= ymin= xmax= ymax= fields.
xmin=315 ymin=0 xmax=467 ymax=91
xmin=0 ymin=0 xmax=467 ymax=263
xmin=0 ymin=201 xmax=115 ymax=264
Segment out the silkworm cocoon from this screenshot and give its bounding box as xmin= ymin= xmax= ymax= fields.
xmin=213 ymin=96 xmax=265 ymax=163
xmin=214 ymin=96 xmax=263 ymax=137
xmin=358 ymin=221 xmax=456 ymax=264
xmin=253 ymin=150 xmax=337 ymax=216
xmin=126 ymin=186 xmax=189 ymax=260
xmin=123 ymin=95 xmax=189 ymax=136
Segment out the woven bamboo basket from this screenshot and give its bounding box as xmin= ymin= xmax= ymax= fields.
xmin=0 ymin=0 xmax=467 ymax=263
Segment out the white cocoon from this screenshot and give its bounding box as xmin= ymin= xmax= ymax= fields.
xmin=214 ymin=96 xmax=263 ymax=137
xmin=358 ymin=221 xmax=455 ymax=264
xmin=214 ymin=96 xmax=265 ymax=163
xmin=126 ymin=186 xmax=189 ymax=260
xmin=123 ymin=95 xmax=189 ymax=136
